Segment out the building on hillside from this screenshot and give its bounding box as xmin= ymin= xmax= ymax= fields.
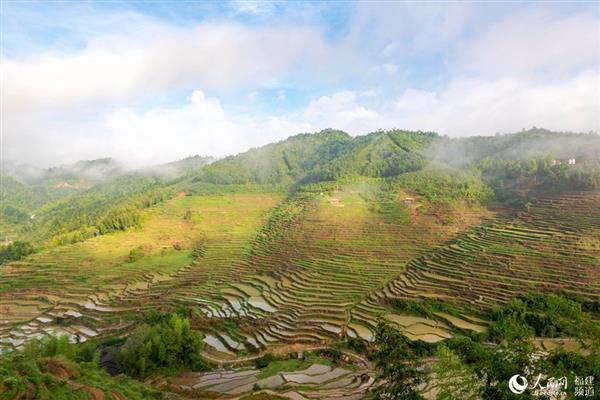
xmin=552 ymin=158 xmax=576 ymax=166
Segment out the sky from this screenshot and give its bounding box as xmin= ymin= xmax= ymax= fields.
xmin=2 ymin=0 xmax=599 ymax=167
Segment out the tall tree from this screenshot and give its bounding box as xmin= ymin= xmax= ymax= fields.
xmin=433 ymin=344 xmax=482 ymax=400
xmin=371 ymin=318 xmax=425 ymax=400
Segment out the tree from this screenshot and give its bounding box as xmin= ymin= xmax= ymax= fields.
xmin=0 ymin=241 xmax=34 ymax=264
xmin=371 ymin=318 xmax=425 ymax=400
xmin=433 ymin=344 xmax=482 ymax=400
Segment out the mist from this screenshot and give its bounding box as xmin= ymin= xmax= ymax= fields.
xmin=426 ymin=128 xmax=600 ymax=169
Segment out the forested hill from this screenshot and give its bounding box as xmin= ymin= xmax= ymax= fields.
xmin=0 ymin=174 xmax=48 ymax=213
xmin=5 ymin=155 xmax=214 ymax=197
xmin=191 ymin=128 xmax=600 ymax=191
xmin=192 ymin=129 xmax=437 ymax=185
xmin=0 ymin=155 xmax=212 ymax=253
xmin=439 ymin=129 xmax=600 ymax=196
xmin=0 ymin=175 xmax=49 ymax=242
xmin=6 ymin=158 xmax=126 ymax=193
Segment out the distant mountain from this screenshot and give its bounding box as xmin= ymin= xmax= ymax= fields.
xmin=190 ymin=128 xmax=599 ymax=196
xmin=2 ymin=128 xmax=599 ymax=249
xmin=0 ymin=157 xmax=129 ymax=208
xmin=429 ymin=128 xmax=600 ymax=167
xmin=0 ymin=174 xmax=48 ymax=241
xmin=22 ymin=157 xmax=125 ymax=188
xmin=142 ymin=155 xmax=214 ymax=179
xmin=0 ymin=174 xmax=47 ymax=212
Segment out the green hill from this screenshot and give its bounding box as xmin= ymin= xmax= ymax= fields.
xmin=193 ymin=129 xmax=437 ymax=186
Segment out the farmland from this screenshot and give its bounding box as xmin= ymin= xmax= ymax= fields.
xmin=1 ymin=180 xmax=494 ymax=356
xmin=4 ymin=181 xmax=598 ymax=359
xmin=0 ymin=192 xmax=281 ymax=350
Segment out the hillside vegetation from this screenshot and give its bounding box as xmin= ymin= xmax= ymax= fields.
xmin=193 ymin=129 xmax=436 ymax=186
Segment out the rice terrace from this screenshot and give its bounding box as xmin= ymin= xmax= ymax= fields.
xmin=2 ymin=1 xmax=600 ymax=399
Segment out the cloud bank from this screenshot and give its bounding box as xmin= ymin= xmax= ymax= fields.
xmin=2 ymin=2 xmax=599 ymax=167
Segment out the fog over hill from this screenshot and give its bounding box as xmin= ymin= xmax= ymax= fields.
xmin=2 ymin=127 xmax=599 ymax=247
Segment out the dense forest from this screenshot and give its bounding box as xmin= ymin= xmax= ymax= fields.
xmin=0 ymin=156 xmax=213 ymax=259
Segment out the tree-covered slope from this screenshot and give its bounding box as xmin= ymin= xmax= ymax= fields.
xmin=0 ymin=175 xmax=49 ymax=243
xmin=429 ymin=128 xmax=600 ymax=166
xmin=192 ymin=129 xmax=438 ymax=186
xmin=4 ymin=128 xmax=599 ymax=262
xmin=0 ymin=174 xmax=48 ymax=212
xmin=191 ymin=128 xmax=600 ymax=194
xmin=192 ymin=129 xmax=352 ymax=185
xmin=1 ymin=155 xmax=213 ymax=250
xmin=19 ymin=176 xmax=176 ymax=248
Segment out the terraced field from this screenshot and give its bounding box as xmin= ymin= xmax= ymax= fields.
xmin=369 ymin=191 xmax=600 ymax=310
xmin=2 ymin=184 xmax=599 ymax=369
xmin=158 ymin=356 xmax=375 ymax=400
xmin=0 ymin=192 xmax=282 ymax=349
xmin=177 ymin=181 xmax=493 ymax=356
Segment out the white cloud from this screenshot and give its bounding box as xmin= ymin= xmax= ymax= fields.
xmin=298 ymin=71 xmax=599 ymax=137
xmin=391 ymin=70 xmax=600 ymax=135
xmin=458 ymin=11 xmax=599 ymax=77
xmin=302 ymin=91 xmax=379 ymax=133
xmin=2 ymin=21 xmax=353 ymax=114
xmin=352 ymin=2 xmax=476 ymax=57
xmin=369 ymin=63 xmax=399 ymax=74
xmin=395 ymin=89 xmax=437 ymax=112
xmin=229 ymin=0 xmax=280 ymax=15
xmin=3 ymin=89 xmax=305 ymax=167
xmin=101 ymin=90 xmax=311 ymax=166
xmin=4 ymin=67 xmax=597 ymax=168
xmin=2 ymin=3 xmax=599 ymax=167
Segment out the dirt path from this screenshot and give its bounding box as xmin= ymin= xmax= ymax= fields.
xmin=202 ymin=343 xmax=370 ymax=367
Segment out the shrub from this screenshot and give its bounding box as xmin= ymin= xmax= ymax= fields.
xmin=0 ymin=241 xmax=34 ymax=264
xmin=119 ymin=313 xmax=207 ymax=378
xmin=344 ymin=337 xmax=367 ymax=354
xmin=318 ymin=348 xmax=341 ymax=364
xmin=487 ymin=293 xmax=600 ymax=342
xmin=255 ymin=353 xmax=275 ymax=369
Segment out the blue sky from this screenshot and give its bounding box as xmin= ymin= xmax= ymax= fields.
xmin=2 ymin=0 xmax=599 ymax=166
